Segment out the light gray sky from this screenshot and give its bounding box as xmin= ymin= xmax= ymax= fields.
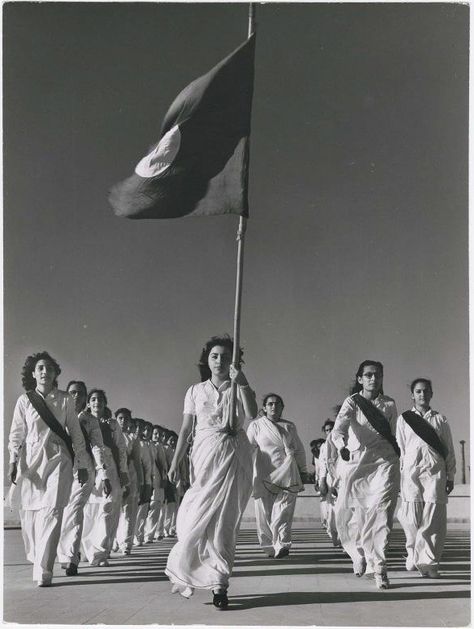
xmin=4 ymin=3 xmax=469 ymax=479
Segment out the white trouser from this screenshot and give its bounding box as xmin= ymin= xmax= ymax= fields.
xmin=157 ymin=501 xmax=177 ymax=536
xmin=255 ymin=491 xmax=297 ymax=555
xmin=397 ymin=501 xmax=447 ymax=568
xmin=115 ymin=493 xmax=139 ymax=550
xmin=82 ymin=499 xmax=121 ymax=564
xmin=20 ymin=507 xmax=64 ymax=581
xmin=145 ymin=494 xmax=164 ymax=542
xmin=336 ymin=505 xmax=366 ymax=568
xmin=320 ymin=498 xmax=328 ymax=527
xmin=57 ymin=472 xmax=95 ymax=564
xmin=323 ymin=493 xmax=339 ymax=544
xmin=134 ymin=502 xmax=150 ymax=542
xmin=336 ymin=501 xmax=395 ymax=573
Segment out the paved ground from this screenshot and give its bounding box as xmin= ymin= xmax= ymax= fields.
xmin=3 ymin=523 xmax=470 ymax=627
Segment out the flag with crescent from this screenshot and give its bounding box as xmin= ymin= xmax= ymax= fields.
xmin=109 ymin=34 xmax=256 ymax=219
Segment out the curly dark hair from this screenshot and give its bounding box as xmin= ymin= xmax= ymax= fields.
xmin=197 ymin=335 xmax=243 ymax=382
xmin=21 ymin=351 xmax=61 ymax=391
xmin=350 ymin=360 xmax=384 ymax=395
xmin=87 ymin=389 xmax=108 ymax=409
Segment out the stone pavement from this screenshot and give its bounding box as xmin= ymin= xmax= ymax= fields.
xmin=3 ymin=523 xmax=470 ymax=627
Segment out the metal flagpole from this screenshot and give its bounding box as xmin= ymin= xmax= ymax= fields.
xmin=229 ymin=3 xmax=256 ymax=433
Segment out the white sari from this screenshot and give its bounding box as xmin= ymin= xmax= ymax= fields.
xmin=165 ymin=380 xmax=253 ymax=592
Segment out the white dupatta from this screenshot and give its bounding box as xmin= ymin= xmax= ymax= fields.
xmin=260 ymin=417 xmax=304 ymax=495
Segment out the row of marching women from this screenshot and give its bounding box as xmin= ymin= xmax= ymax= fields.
xmin=310 ymin=361 xmax=456 ymax=591
xmin=8 ymin=346 xmax=456 ymax=609
xmin=7 ymin=351 xmax=189 ymax=586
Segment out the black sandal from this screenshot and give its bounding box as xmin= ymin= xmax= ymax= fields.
xmin=212 ymin=590 xmax=229 ymax=610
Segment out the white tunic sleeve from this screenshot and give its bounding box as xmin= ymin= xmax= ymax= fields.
xmin=183 ymin=385 xmax=196 ymax=415
xmin=441 ymin=416 xmax=456 ymax=482
xmin=8 ymin=396 xmax=27 ymax=464
xmin=290 ymin=425 xmax=308 ymax=473
xmin=332 ymin=396 xmax=353 ymax=451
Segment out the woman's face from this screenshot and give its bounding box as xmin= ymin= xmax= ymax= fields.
xmin=357 ymin=364 xmax=383 ymax=396
xmin=116 ymin=412 xmax=130 ymax=432
xmin=411 ymin=381 xmax=433 ymax=408
xmin=264 ymin=396 xmax=284 ymax=422
xmin=32 ymin=359 xmax=56 ymax=389
xmin=89 ymin=392 xmax=106 ymax=417
xmin=208 ymin=345 xmax=232 ymax=379
xmin=68 ymin=383 xmax=87 ymax=413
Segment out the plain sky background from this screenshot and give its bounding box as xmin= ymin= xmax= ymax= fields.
xmin=3 ymin=2 xmax=469 ymax=480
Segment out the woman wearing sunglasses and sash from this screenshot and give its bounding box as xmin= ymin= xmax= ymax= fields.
xmin=332 ymin=360 xmax=400 ymax=590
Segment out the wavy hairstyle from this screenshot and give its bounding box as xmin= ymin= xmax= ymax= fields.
xmin=197 ymin=335 xmax=243 ymax=382
xmin=21 ymin=351 xmax=61 ymax=391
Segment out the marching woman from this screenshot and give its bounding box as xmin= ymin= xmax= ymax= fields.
xmin=396 ymin=378 xmax=456 ymax=577
xmin=165 ymin=336 xmax=258 ymax=609
xmin=115 ymin=411 xmax=143 ymax=555
xmin=332 ymin=360 xmax=400 ymax=589
xmin=81 ymin=389 xmax=128 ymax=566
xmin=247 ymin=393 xmax=308 ymax=558
xmin=8 ymin=352 xmax=89 ymax=586
xmin=57 ymin=381 xmax=112 ymax=575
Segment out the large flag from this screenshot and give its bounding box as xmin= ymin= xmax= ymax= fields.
xmin=109 ymin=34 xmax=256 ymax=219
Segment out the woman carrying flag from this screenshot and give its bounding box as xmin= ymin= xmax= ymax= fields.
xmin=165 ymin=335 xmax=257 ymax=609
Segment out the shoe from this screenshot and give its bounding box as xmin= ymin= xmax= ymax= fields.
xmin=353 ymin=558 xmax=366 ymax=577
xmin=405 ymin=557 xmax=416 ymax=571
xmin=98 ymin=559 xmax=109 ymax=567
xmin=274 ymin=548 xmax=290 ymax=559
xmin=121 ymin=548 xmax=131 ymax=556
xmin=375 ymin=571 xmax=390 ymax=589
xmin=212 ymin=590 xmax=229 ymax=610
xmin=112 ymin=544 xmax=119 ymax=552
xmin=145 ymin=539 xmax=154 ymax=544
xmin=135 ymin=540 xmax=144 ymax=547
xmin=60 ymin=563 xmax=67 ymax=570
xmin=417 ymin=564 xmax=429 ymax=577
xmin=423 ymin=566 xmax=440 ymax=578
xmin=37 ymin=575 xmax=52 ymax=587
xmin=65 ymin=563 xmax=78 ymax=576
xmin=156 ymin=535 xmax=164 ymax=541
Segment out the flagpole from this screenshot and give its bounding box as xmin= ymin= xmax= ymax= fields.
xmin=229 ymin=3 xmax=256 ymax=433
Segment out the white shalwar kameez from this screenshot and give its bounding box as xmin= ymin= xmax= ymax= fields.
xmin=8 ymin=389 xmax=88 ymax=583
xmin=319 ymin=434 xmax=341 ymax=546
xmin=81 ymin=417 xmax=128 ymax=565
xmin=165 ymin=380 xmax=253 ymax=593
xmin=247 ymin=417 xmax=307 ymax=556
xmin=116 ymin=431 xmax=143 ymax=552
xmin=145 ymin=441 xmax=168 ymax=542
xmin=396 ymin=408 xmax=456 ymax=571
xmin=158 ymin=445 xmax=178 ymax=537
xmin=332 ymin=393 xmax=400 ymax=575
xmin=134 ymin=439 xmax=154 ymax=543
xmin=57 ymin=411 xmax=109 ymax=565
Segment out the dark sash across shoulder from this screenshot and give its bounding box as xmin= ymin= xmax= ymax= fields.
xmin=353 ymin=393 xmax=400 ymax=457
xmin=401 ymin=410 xmax=447 ymax=460
xmin=26 ymin=390 xmax=75 ymax=461
xmin=99 ymin=420 xmax=122 ymax=475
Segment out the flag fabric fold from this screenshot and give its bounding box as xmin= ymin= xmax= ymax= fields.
xmin=109 ymin=34 xmax=256 ymax=219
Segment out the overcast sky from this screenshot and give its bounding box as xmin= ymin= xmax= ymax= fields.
xmin=4 ymin=2 xmax=469 ymax=480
